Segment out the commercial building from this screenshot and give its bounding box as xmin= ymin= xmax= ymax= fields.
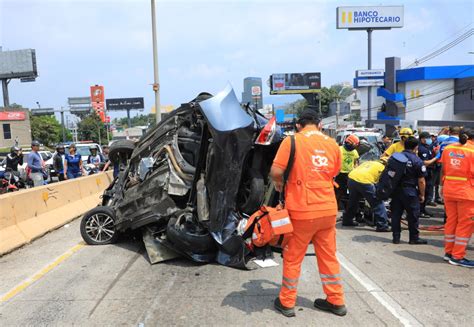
xmin=0 ymin=108 xmax=32 ymax=148
xmin=241 ymin=77 xmax=263 ymax=109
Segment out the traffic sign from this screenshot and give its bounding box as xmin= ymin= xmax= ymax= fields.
xmin=356 ymin=69 xmax=384 ymax=77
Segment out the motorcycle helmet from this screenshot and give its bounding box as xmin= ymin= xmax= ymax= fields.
xmin=399 ymin=127 xmax=414 ymax=137
xmin=345 ymin=134 xmax=360 ymax=146
xmin=10 ymin=146 xmax=20 ymax=154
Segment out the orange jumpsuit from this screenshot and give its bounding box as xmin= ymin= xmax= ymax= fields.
xmin=440 ymin=140 xmax=474 ymax=260
xmin=272 ymin=126 xmax=343 ymax=308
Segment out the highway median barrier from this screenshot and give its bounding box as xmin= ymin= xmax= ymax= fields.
xmin=0 ymin=171 xmax=113 ymax=255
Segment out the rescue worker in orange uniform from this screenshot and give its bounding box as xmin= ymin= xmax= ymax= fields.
xmin=440 ymin=127 xmax=474 ymax=268
xmin=271 ymin=109 xmax=346 ymax=317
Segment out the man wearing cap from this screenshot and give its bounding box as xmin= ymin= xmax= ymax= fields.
xmin=271 ymin=109 xmax=346 ymax=317
xmin=28 ymin=140 xmax=45 ymax=187
xmin=418 ymin=132 xmax=438 ymax=217
xmin=381 ymin=127 xmax=413 ymax=159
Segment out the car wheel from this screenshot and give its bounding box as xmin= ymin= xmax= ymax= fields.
xmin=238 ymin=170 xmax=265 ymax=215
xmin=109 ymin=140 xmax=135 ymax=164
xmin=166 ymin=213 xmax=216 ymax=254
xmin=80 ymin=206 xmax=119 ymax=245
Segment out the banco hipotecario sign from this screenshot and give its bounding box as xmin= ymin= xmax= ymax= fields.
xmin=337 ymin=6 xmax=404 ymax=29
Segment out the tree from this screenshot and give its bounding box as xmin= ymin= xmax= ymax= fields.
xmin=77 ymin=112 xmax=107 ymax=144
xmin=30 ymin=114 xmax=63 ymax=146
xmin=113 ymin=113 xmax=155 ymax=129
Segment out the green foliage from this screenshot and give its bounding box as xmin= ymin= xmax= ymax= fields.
xmin=30 ymin=114 xmax=63 ymax=146
xmin=285 ymin=99 xmax=308 ymax=116
xmin=77 ymin=112 xmax=107 ymax=144
xmin=113 ymin=114 xmax=155 ymax=128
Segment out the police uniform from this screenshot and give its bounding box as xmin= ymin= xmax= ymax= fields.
xmin=391 ymin=150 xmax=427 ymax=243
xmin=417 ymin=141 xmax=435 ymax=213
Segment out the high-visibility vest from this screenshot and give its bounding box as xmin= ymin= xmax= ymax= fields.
xmin=284 ymin=128 xmax=341 ymax=216
xmin=441 ymin=141 xmax=474 ymax=201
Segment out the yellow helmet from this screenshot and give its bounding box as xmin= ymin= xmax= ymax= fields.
xmin=399 ymin=127 xmax=413 ymax=137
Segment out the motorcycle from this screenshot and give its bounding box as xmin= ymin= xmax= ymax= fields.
xmin=0 ymin=169 xmax=25 ymax=193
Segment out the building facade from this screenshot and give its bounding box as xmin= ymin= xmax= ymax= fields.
xmin=0 ymin=108 xmax=32 ymax=148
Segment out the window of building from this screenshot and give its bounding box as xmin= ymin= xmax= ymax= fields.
xmin=3 ymin=123 xmax=12 ymax=139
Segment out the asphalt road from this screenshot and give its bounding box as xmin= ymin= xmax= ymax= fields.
xmin=0 ymin=212 xmax=472 ymax=326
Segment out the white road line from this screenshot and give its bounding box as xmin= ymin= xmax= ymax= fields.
xmin=337 ymin=252 xmax=423 ymax=327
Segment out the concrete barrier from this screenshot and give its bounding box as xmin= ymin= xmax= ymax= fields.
xmin=0 ymin=171 xmax=113 ymax=255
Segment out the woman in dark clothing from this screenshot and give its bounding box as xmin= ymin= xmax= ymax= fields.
xmin=64 ymin=144 xmax=83 ymax=179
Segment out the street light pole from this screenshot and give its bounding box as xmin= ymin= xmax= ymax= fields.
xmin=151 ymin=0 xmax=161 ymax=124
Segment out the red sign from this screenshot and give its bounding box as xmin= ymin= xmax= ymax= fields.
xmin=0 ymin=111 xmax=26 ymax=121
xmin=105 ymin=116 xmax=111 ymax=123
xmin=92 ymin=102 xmax=104 ymax=111
xmin=90 ymin=85 xmax=105 ymax=103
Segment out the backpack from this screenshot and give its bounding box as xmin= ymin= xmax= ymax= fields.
xmin=376 ymin=152 xmax=409 ymax=200
xmin=242 ymin=135 xmax=296 ymax=249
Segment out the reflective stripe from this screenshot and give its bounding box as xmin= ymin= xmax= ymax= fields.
xmin=282 ymin=282 xmax=297 ymax=290
xmin=283 ymin=276 xmax=298 ymax=284
xmin=445 ymin=240 xmax=455 ymax=243
xmin=322 ymin=280 xmax=342 ymax=285
xmin=445 ymin=176 xmax=468 ymax=181
xmin=444 ymin=234 xmax=455 ymax=238
xmin=455 ymin=236 xmax=470 ymax=241
xmin=271 ymin=217 xmax=291 ymax=228
xmin=252 ymin=233 xmax=258 ymax=240
xmin=446 ymin=146 xmax=474 ymax=153
xmin=454 ymin=241 xmax=468 ymax=246
xmin=320 ymin=273 xmax=341 ymax=279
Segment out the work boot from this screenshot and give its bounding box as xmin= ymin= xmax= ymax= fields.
xmin=420 ymin=211 xmax=433 ymax=218
xmin=314 ymin=298 xmax=347 ymax=316
xmin=342 ymin=221 xmax=359 ymax=227
xmin=274 ymin=297 xmax=295 ymax=317
xmin=376 ymin=227 xmax=391 ymax=232
xmin=426 ymin=201 xmax=437 ymax=207
xmin=448 ymin=257 xmax=474 ymax=268
xmin=409 ymin=238 xmax=428 ymax=245
xmin=443 ymin=253 xmax=452 ymax=262
xmin=435 ymin=198 xmax=444 ymax=205
xmin=392 ymin=234 xmax=400 ymax=244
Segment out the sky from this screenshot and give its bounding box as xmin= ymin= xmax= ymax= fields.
xmin=1 ymin=0 xmax=473 ymax=122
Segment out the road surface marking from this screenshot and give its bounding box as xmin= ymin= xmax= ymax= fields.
xmin=338 ymin=252 xmax=423 ymax=327
xmin=0 ymin=242 xmax=85 ymax=303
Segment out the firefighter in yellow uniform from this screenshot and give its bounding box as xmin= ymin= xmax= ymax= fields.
xmin=381 ymin=127 xmax=414 ymax=159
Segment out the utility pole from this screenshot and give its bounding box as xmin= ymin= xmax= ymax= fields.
xmin=335 ymin=97 xmax=340 ymax=130
xmin=367 ymin=28 xmax=373 ymax=127
xmin=151 ymin=0 xmax=161 ymax=124
xmin=60 ymin=107 xmax=66 ymax=142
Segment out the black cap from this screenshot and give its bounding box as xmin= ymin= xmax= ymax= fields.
xmin=419 ymin=131 xmax=430 ymax=139
xmin=31 ymin=140 xmax=40 ymax=146
xmin=298 ymin=109 xmax=320 ymax=122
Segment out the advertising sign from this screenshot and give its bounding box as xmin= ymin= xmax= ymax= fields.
xmin=356 ymin=79 xmax=385 ymax=87
xmin=68 ymin=97 xmax=91 ymax=105
xmin=356 ymin=69 xmax=385 ymax=78
xmin=251 ymin=86 xmax=262 ymax=96
xmin=106 ymin=97 xmax=145 ymax=111
xmin=0 ymin=49 xmax=38 ymax=79
xmin=270 ymin=72 xmax=321 ymax=94
xmin=0 ymin=111 xmax=26 ymax=121
xmin=337 ymin=6 xmax=404 ymax=29
xmin=90 ymin=85 xmax=105 ymax=103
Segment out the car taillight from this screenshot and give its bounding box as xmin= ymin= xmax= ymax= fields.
xmin=256 ymin=117 xmax=277 ymax=145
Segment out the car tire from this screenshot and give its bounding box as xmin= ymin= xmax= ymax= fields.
xmin=109 ymin=140 xmax=135 ymax=164
xmin=166 ymin=214 xmax=216 ymax=255
xmin=238 ymin=170 xmax=265 ymax=215
xmin=80 ymin=206 xmax=119 ymax=245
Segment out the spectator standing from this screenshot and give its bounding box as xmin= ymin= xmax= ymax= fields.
xmin=28 ymin=140 xmax=45 ymax=187
xmin=335 ymin=135 xmax=360 ymax=210
xmin=64 ymin=144 xmax=83 ymax=179
xmin=391 ymin=137 xmax=428 ymax=245
xmin=53 ymin=145 xmax=66 ymax=181
xmin=102 ymin=145 xmax=109 ymax=161
xmin=6 ymin=146 xmax=23 ymax=172
xmin=418 ymin=132 xmax=438 ymax=217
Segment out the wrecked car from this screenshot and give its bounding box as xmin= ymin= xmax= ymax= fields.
xmin=80 ymin=85 xmax=283 ymax=268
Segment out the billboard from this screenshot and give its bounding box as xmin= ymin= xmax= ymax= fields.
xmin=270 ymin=73 xmax=321 ymax=94
xmin=337 ymin=6 xmax=404 ymax=29
xmin=0 ymin=111 xmax=26 ymax=121
xmin=90 ymin=85 xmax=105 ymax=103
xmin=0 ymin=49 xmax=38 ymax=79
xmin=106 ymin=97 xmax=144 ymax=111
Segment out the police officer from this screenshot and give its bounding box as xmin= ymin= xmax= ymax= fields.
xmin=391 ymin=136 xmax=428 ymax=245
xmin=6 ymin=146 xmax=23 ymax=172
xmin=418 ymin=132 xmax=438 ymax=217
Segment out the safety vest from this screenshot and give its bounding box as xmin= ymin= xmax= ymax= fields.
xmin=284 ymin=127 xmax=341 ymax=216
xmin=441 ymin=141 xmax=474 ymax=201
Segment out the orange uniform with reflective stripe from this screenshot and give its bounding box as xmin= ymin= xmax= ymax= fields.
xmin=441 ymin=140 xmax=474 ymax=260
xmin=273 ymin=126 xmax=342 ymax=219
xmin=273 ymin=126 xmax=344 ymax=308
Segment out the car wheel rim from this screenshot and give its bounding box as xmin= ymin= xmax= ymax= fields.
xmin=85 ymin=213 xmax=115 ymax=243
